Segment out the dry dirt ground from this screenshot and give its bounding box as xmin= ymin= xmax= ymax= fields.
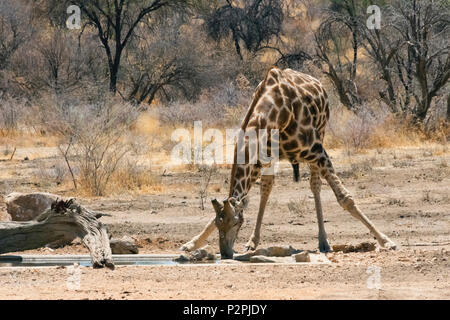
xmin=0 ymin=144 xmax=449 ymax=299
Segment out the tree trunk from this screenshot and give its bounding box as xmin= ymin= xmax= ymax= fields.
xmin=0 ymin=199 xmax=114 ymax=269
xmin=109 ymin=63 xmax=119 ymax=93
xmin=447 ymin=93 xmax=450 ymax=121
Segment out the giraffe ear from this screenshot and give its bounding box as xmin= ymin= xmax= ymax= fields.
xmin=211 ymin=198 xmax=222 ymax=215
xmin=223 ymin=198 xmax=234 ymax=216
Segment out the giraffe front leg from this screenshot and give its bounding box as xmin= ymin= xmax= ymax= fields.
xmin=180 ymin=217 xmax=216 ymax=252
xmin=245 ymin=175 xmax=274 ymax=251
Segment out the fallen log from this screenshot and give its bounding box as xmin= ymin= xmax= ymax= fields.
xmin=0 ymin=199 xmax=114 ymax=269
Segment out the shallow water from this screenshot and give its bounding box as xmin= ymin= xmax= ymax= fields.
xmin=0 ymin=254 xmax=219 ymax=267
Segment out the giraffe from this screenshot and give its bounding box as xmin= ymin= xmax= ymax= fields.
xmin=181 ymin=66 xmax=397 ymax=259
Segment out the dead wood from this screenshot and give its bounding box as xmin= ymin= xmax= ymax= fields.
xmin=0 ymin=199 xmax=114 ymax=269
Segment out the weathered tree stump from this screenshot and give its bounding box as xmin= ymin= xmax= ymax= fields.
xmin=0 ymin=199 xmax=114 ymax=269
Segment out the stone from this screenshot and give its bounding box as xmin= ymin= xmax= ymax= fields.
xmin=254 ymin=248 xmax=269 ymax=256
xmin=5 ymin=192 xmax=63 ymax=221
xmin=233 ymin=245 xmax=301 ymax=261
xmin=293 ymin=251 xmax=311 ymax=263
xmin=266 ymin=245 xmax=298 ymax=257
xmin=233 ymin=252 xmax=254 ymax=261
xmin=174 ymin=245 xmax=216 ymax=262
xmin=332 ymin=242 xmax=376 ymax=253
xmin=110 ymin=236 xmax=139 ymax=254
xmin=249 ymin=256 xmax=292 ymax=263
xmin=250 ymin=255 xmax=277 ymax=263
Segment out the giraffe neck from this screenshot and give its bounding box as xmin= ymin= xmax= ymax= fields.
xmin=229 ymin=163 xmax=257 ymax=202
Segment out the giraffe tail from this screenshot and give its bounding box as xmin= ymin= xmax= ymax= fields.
xmin=292 ymin=163 xmax=300 ymax=182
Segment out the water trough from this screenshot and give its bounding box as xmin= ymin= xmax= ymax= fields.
xmin=0 ymin=253 xmax=330 ymax=267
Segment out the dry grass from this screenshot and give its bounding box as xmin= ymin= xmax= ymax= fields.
xmin=0 ymin=131 xmax=59 ymax=150
xmin=2 ymin=102 xmax=448 ymax=198
xmin=325 ymin=104 xmax=438 ymax=153
xmin=107 ymin=161 xmax=164 ymax=195
xmin=368 ymin=115 xmax=427 ymax=149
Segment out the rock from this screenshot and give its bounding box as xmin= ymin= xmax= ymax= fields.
xmin=5 ymin=192 xmax=63 ymax=221
xmin=254 ymin=248 xmax=269 ymax=256
xmin=174 ymin=245 xmax=216 ymax=262
xmin=233 ymin=248 xmax=269 ymax=261
xmin=191 ymin=246 xmax=216 ymax=261
xmin=293 ymin=251 xmax=311 ymax=263
xmin=266 ymin=245 xmax=298 ymax=257
xmin=332 ymin=242 xmax=376 ymax=253
xmin=249 ymin=256 xmax=292 ymax=263
xmin=250 ymin=255 xmax=277 ymax=263
xmin=110 ymin=236 xmax=139 ymax=254
xmin=233 ymin=252 xmax=254 ymax=261
xmin=233 ymin=246 xmax=300 ymax=261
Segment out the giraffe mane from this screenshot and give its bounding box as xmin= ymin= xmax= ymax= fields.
xmin=228 ymin=66 xmax=276 ymax=197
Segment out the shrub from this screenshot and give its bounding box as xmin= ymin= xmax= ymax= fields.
xmin=158 ymin=81 xmax=252 ymax=127
xmin=0 ymin=95 xmax=27 ymax=137
xmin=43 ymin=95 xmax=140 ymax=196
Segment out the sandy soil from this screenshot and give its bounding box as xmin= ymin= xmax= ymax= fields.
xmin=0 ymin=145 xmax=449 ymax=299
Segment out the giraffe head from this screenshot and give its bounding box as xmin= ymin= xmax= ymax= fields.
xmin=212 ymin=197 xmax=247 ymax=259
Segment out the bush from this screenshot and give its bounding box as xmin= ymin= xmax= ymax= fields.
xmin=158 ymin=81 xmax=251 ymax=127
xmin=43 ymin=95 xmax=140 ymax=196
xmin=0 ymin=95 xmax=27 ymax=137
xmin=326 ymin=103 xmax=387 ymax=152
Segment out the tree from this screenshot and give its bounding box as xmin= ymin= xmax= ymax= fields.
xmin=390 ymin=0 xmax=450 ymax=121
xmin=36 ymin=32 xmax=85 ymax=94
xmin=0 ymin=0 xmax=33 ymax=96
xmin=358 ymin=9 xmax=402 ymax=113
xmin=313 ymin=0 xmax=371 ymax=110
xmin=125 ymin=14 xmax=207 ymax=104
xmin=0 ymin=0 xmax=32 ymax=70
xmin=55 ymin=0 xmax=185 ymax=93
xmin=205 ymin=0 xmax=284 ymax=60
xmin=360 ymin=0 xmax=449 ymax=120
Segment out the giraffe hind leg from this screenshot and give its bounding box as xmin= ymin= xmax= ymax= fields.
xmin=292 ymin=163 xmax=300 ymax=182
xmin=307 ymin=145 xmax=397 ymax=250
xmin=309 ymin=164 xmax=331 ymax=252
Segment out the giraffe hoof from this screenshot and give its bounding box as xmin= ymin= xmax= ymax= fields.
xmin=381 ymin=239 xmax=397 ymax=250
xmin=244 ymin=246 xmax=255 ymax=252
xmin=245 ymin=244 xmax=257 ymax=252
xmin=180 ymin=241 xmax=196 ymax=252
xmin=318 ymin=242 xmax=332 ymax=253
